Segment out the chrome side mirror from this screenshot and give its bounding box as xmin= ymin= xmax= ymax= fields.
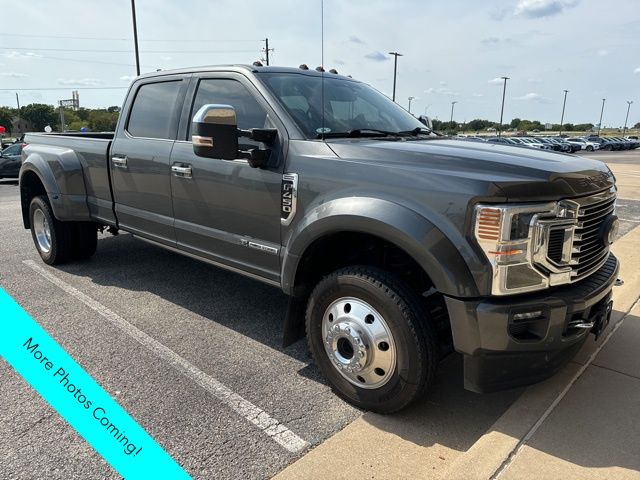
xmin=192 ymin=104 xmax=238 ymax=160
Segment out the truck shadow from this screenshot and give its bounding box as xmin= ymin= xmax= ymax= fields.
xmin=60 ymin=232 xmax=523 ymax=452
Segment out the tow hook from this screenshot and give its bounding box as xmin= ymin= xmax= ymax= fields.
xmin=614 ymin=278 xmax=624 ymax=286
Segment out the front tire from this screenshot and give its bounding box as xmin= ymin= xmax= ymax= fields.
xmin=587 ymin=145 xmax=594 ymax=151
xmin=306 ymin=266 xmax=437 ymax=413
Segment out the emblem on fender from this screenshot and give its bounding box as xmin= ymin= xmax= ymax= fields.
xmin=281 ymin=173 xmax=298 ymax=226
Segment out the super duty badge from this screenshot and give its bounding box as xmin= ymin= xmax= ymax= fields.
xmin=281 ymin=173 xmax=298 ymax=226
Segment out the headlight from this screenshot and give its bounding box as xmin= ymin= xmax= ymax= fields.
xmin=474 ymin=203 xmax=556 ymax=295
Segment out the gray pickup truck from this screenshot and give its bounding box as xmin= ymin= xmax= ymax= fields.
xmin=20 ymin=65 xmax=620 ymax=413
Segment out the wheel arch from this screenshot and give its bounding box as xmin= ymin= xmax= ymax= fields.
xmin=20 ymin=148 xmax=91 ymax=227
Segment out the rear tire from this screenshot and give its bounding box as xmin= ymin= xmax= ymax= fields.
xmin=29 ymin=195 xmax=72 ymax=265
xmin=587 ymin=145 xmax=594 ymax=152
xmin=306 ymin=266 xmax=437 ymax=413
xmin=29 ymin=195 xmax=98 ymax=264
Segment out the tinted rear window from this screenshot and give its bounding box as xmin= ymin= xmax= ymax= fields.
xmin=127 ymin=81 xmax=181 ymax=139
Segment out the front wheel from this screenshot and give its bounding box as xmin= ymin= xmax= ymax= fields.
xmin=306 ymin=266 xmax=437 ymax=413
xmin=587 ymin=145 xmax=594 ymax=151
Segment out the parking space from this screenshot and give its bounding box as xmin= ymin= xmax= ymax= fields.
xmin=1 ymin=150 xmax=640 ymax=479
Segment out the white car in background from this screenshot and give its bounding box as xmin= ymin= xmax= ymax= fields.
xmin=566 ymin=137 xmax=600 ymax=152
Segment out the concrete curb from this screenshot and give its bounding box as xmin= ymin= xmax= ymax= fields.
xmin=443 ymin=224 xmax=640 ymax=480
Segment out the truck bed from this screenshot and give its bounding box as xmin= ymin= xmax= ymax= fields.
xmin=23 ymin=132 xmax=116 ymax=225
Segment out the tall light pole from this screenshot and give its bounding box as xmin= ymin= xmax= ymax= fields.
xmin=407 ymin=96 xmax=415 ymax=113
xmin=597 ymin=98 xmax=606 ymax=136
xmin=388 ymin=52 xmax=403 ymax=102
xmin=498 ymin=76 xmax=509 ymax=137
xmin=450 ymin=101 xmax=457 ymax=123
xmin=131 ymin=0 xmax=141 ymax=76
xmin=559 ymin=89 xmax=569 ymax=136
xmin=622 ymin=101 xmax=633 ymax=137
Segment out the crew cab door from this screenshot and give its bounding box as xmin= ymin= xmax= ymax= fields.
xmin=110 ymin=75 xmax=188 ymax=246
xmin=169 ymin=74 xmax=285 ymax=284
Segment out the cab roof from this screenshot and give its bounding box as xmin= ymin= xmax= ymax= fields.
xmin=135 ymin=64 xmax=358 ymax=82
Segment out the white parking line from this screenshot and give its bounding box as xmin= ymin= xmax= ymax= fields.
xmin=23 ymin=259 xmax=310 ymax=454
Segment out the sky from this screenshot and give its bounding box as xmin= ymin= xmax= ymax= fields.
xmin=1 ymin=0 xmax=638 ymax=127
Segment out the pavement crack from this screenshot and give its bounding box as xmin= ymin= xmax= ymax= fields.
xmin=590 ymin=362 xmax=640 ymax=381
xmin=15 ymin=412 xmax=55 ymax=439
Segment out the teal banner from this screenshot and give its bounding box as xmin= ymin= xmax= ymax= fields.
xmin=0 ymin=288 xmax=191 ymax=479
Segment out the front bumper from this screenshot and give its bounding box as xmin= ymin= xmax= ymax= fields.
xmin=445 ymin=253 xmax=619 ymax=393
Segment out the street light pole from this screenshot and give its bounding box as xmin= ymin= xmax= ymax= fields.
xmin=498 ymin=76 xmax=509 ymax=137
xmin=559 ymin=89 xmax=569 ymax=136
xmin=597 ymin=98 xmax=606 ymax=136
xmin=388 ymin=52 xmax=403 ymax=102
xmin=408 ymin=96 xmax=415 ymax=113
xmin=622 ymin=101 xmax=633 ymax=137
xmin=450 ymin=101 xmax=457 ymax=123
xmin=131 ymin=0 xmax=141 ymax=76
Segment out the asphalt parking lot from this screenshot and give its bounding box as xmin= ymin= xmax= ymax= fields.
xmin=1 ymin=149 xmax=640 ymax=479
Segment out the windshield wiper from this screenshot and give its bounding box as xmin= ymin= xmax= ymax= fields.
xmin=317 ymin=128 xmax=401 ymax=139
xmin=397 ymin=126 xmax=433 ymax=136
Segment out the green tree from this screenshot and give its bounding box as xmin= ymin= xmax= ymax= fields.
xmin=634 ymin=122 xmax=640 ymax=129
xmin=21 ymin=103 xmax=58 ymax=132
xmin=88 ymin=110 xmax=119 ymax=131
xmin=510 ymin=118 xmax=521 ymax=129
xmin=574 ymin=123 xmax=594 ymax=131
xmin=0 ymin=107 xmax=15 ymax=134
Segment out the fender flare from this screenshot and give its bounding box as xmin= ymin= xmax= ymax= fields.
xmin=281 ymin=197 xmax=480 ymax=298
xmin=20 ymin=147 xmax=91 ymax=226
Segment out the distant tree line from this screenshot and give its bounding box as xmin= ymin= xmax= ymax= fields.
xmin=431 ymin=117 xmax=600 ymax=134
xmin=0 ymin=104 xmax=121 ymax=134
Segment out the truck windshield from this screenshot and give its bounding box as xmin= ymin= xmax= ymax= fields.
xmin=259 ymin=73 xmax=429 ymax=139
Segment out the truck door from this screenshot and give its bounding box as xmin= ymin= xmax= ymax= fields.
xmin=169 ymin=74 xmax=285 ymax=285
xmin=110 ymin=76 xmax=187 ymax=246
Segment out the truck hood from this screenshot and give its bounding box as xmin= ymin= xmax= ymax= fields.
xmin=326 ymin=138 xmax=615 ymax=200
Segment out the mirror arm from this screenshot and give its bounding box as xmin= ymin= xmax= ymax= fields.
xmin=238 ymin=148 xmax=271 ymax=168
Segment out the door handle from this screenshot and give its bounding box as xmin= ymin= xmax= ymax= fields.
xmin=171 ymin=164 xmax=193 ymax=178
xmin=111 ymin=155 xmax=128 ymax=168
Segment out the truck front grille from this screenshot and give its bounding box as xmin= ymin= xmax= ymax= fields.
xmin=570 ymin=193 xmax=616 ymax=280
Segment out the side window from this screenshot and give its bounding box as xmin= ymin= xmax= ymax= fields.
xmin=127 ymin=81 xmax=181 ymax=139
xmin=189 ymin=79 xmax=267 ymax=143
xmin=3 ymin=145 xmax=19 ymax=155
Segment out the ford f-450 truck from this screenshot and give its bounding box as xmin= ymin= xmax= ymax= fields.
xmin=20 ymin=65 xmax=620 ymax=413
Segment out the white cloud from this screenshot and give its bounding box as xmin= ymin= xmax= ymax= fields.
xmin=515 ymin=0 xmax=579 ymax=18
xmin=57 ymin=78 xmax=104 ymax=86
xmin=0 ymin=72 xmax=28 ymax=78
xmin=516 ymin=92 xmax=550 ymax=103
xmin=634 ymin=67 xmax=640 ymax=74
xmin=364 ymin=51 xmax=389 ymax=62
xmin=348 ymin=35 xmax=364 ymax=44
xmin=527 ymin=78 xmax=543 ymax=83
xmin=597 ymin=49 xmax=609 ymax=56
xmin=488 ymin=77 xmax=506 ymax=85
xmin=3 ymin=51 xmax=41 ymax=59
xmin=439 ymin=80 xmax=448 ymax=86
xmin=119 ymin=75 xmax=136 ymax=82
xmin=473 ymin=93 xmax=484 ymax=97
xmin=424 ymin=87 xmax=459 ymax=96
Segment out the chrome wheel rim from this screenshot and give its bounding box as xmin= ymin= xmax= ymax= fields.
xmin=322 ymin=297 xmax=396 ymax=389
xmin=33 ymin=209 xmax=52 ymax=253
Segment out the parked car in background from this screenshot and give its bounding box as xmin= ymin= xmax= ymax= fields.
xmin=535 ymin=137 xmax=563 ymax=151
xmin=587 ymin=136 xmax=620 ymax=151
xmin=520 ymin=137 xmax=552 ymax=150
xmin=546 ymin=137 xmax=573 ymax=153
xmin=566 ymin=137 xmax=600 ymax=151
xmin=556 ymin=137 xmax=580 ymax=153
xmin=0 ymin=143 xmax=24 ymax=178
